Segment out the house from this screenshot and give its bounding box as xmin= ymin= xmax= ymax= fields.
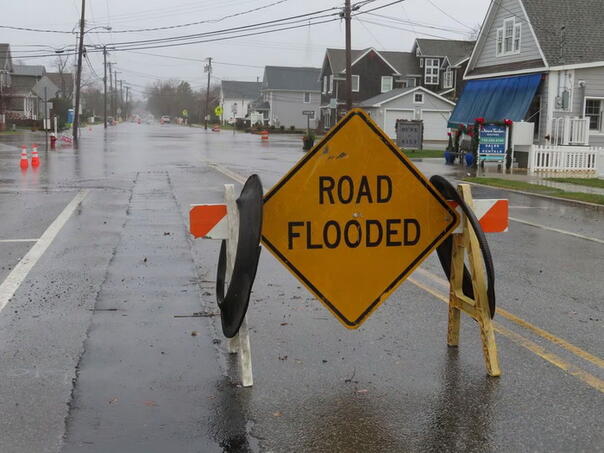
xmin=360 ymin=86 xmax=456 ymax=148
xmin=412 ymin=39 xmax=475 ymax=101
xmin=452 ymin=0 xmax=604 ymax=149
xmin=7 ymin=64 xmax=58 ymax=120
xmin=258 ymin=66 xmax=321 ymax=129
xmin=219 ymin=80 xmax=261 ymax=124
xmin=47 ymin=72 xmax=74 ymax=99
xmin=319 ymin=48 xmax=420 ymax=128
xmin=0 ymin=43 xmax=14 ymax=129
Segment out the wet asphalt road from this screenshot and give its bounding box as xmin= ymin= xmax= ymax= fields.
xmin=0 ymin=124 xmax=602 ymax=452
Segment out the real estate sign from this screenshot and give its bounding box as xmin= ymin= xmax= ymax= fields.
xmin=479 ymin=125 xmax=506 ymax=155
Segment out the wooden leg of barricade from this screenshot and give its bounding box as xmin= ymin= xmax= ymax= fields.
xmin=447 ymin=184 xmax=501 ymax=377
xmin=224 ymin=184 xmax=254 ymax=386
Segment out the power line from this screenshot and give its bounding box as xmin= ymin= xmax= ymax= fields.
xmin=426 ymin=0 xmax=473 ymax=31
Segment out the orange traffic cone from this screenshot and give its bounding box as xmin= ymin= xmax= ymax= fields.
xmin=20 ymin=145 xmax=28 ymax=169
xmin=31 ymin=144 xmax=40 ymax=168
xmin=260 ymin=130 xmax=269 ymax=140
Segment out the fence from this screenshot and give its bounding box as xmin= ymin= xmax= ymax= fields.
xmin=528 ymin=145 xmax=601 ymax=173
xmin=551 ymin=117 xmax=590 ymax=146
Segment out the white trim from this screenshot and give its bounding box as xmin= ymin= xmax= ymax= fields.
xmin=421 ymin=109 xmax=453 ymax=113
xmin=465 ymin=67 xmax=548 ymax=80
xmin=413 ymin=92 xmax=424 ymax=104
xmin=381 ymin=75 xmax=393 ymax=93
xmin=424 ymin=58 xmax=440 ymax=85
xmin=549 ymin=60 xmax=604 ymax=71
xmin=383 ymin=108 xmax=414 ymax=112
xmin=439 ymin=88 xmax=455 ymax=96
xmin=350 ymin=47 xmax=400 ymax=75
xmin=517 ymin=0 xmax=549 ymax=66
xmin=453 ymin=57 xmax=470 ymax=68
xmin=365 ymin=86 xmax=457 ymax=108
xmin=352 ymin=74 xmax=360 ymax=93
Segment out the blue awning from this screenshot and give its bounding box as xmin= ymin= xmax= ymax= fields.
xmin=448 ymin=73 xmax=542 ymax=128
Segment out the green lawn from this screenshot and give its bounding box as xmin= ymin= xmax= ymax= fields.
xmin=402 ymin=149 xmax=444 ymax=159
xmin=545 ymin=177 xmax=604 ymax=189
xmin=463 ymin=177 xmax=604 ymax=205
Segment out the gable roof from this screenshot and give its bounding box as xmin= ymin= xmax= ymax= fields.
xmin=522 ymin=0 xmax=604 ymax=66
xmin=221 ymin=80 xmax=261 ymax=100
xmin=0 ymin=43 xmax=13 ymax=72
xmin=263 ymin=66 xmax=321 ymax=91
xmin=325 ymin=48 xmax=419 ymax=75
xmin=416 ymin=39 xmax=475 ymax=66
xmin=47 ymin=72 xmax=74 ymax=95
xmin=10 ymin=74 xmax=38 ymax=94
xmin=13 ymin=64 xmax=46 ymax=77
xmin=359 ymin=86 xmax=456 ymax=107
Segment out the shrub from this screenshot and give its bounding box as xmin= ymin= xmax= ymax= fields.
xmin=289 ymin=125 xmax=295 ymax=131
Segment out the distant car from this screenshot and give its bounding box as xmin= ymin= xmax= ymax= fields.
xmin=160 ymin=115 xmax=171 ymax=124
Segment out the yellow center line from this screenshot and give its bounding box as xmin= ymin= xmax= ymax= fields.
xmin=414 ymin=267 xmax=604 ymax=369
xmin=408 ymin=277 xmax=604 ymax=393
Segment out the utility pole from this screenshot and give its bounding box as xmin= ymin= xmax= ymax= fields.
xmin=103 ymin=46 xmax=107 ymax=128
xmin=114 ymin=69 xmax=118 ymax=118
xmin=204 ymin=57 xmax=212 ymax=130
xmin=119 ymin=80 xmax=123 ymax=119
xmin=107 ymin=62 xmax=112 ymax=120
xmin=344 ymin=0 xmax=352 ymax=112
xmin=125 ymin=86 xmax=129 ymax=119
xmin=72 ymin=0 xmax=86 ymax=147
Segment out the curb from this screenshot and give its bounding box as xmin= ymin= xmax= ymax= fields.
xmin=461 ymin=180 xmax=604 ymax=210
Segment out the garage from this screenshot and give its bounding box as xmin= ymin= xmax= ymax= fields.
xmin=383 ymin=109 xmax=413 ymax=138
xmin=360 ymin=87 xmax=455 ymax=149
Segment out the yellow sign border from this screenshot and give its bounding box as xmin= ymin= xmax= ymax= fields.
xmin=262 ymin=109 xmax=459 ymax=328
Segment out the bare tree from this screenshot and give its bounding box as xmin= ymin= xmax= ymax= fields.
xmin=54 ymin=55 xmax=71 ymax=100
xmin=466 ymin=23 xmax=482 ymax=41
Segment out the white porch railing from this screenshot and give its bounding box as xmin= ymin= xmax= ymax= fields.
xmin=528 ymin=145 xmax=600 ymax=173
xmin=551 ymin=117 xmax=590 ymax=145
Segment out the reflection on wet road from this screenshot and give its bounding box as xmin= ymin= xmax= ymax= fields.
xmin=0 ymin=123 xmax=601 ymax=452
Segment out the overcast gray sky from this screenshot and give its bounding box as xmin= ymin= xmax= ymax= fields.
xmin=1 ymin=0 xmax=490 ymax=98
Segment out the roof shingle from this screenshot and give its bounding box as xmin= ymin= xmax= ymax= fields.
xmin=263 ymin=66 xmax=321 ymax=91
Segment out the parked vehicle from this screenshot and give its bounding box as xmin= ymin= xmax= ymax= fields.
xmin=160 ymin=115 xmax=171 ymax=124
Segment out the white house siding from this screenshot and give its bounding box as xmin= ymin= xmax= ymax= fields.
xmin=221 ymin=97 xmax=254 ymax=122
xmin=266 ymin=90 xmax=320 ymax=129
xmin=575 ymin=67 xmax=604 ymax=147
xmin=473 ymin=0 xmax=543 ymax=70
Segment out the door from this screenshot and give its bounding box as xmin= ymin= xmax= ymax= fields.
xmin=421 ymin=110 xmax=451 ymax=141
xmin=384 ymin=109 xmax=414 ymax=138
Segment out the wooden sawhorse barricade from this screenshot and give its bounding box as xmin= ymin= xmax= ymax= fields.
xmin=190 ymin=182 xmax=508 ymax=385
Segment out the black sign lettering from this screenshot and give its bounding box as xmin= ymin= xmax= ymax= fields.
xmin=323 ymin=220 xmax=341 ymax=249
xmin=386 ymin=219 xmax=402 ymax=246
xmin=344 ymin=220 xmax=362 ymax=248
xmin=377 ymin=175 xmax=392 ymax=203
xmin=288 ymin=221 xmax=304 ymax=249
xmin=319 ymin=176 xmax=335 ymax=204
xmin=404 ymin=219 xmax=420 ymax=246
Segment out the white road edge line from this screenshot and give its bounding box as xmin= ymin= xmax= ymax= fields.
xmin=0 ymin=239 xmax=39 ymax=243
xmin=509 ymin=216 xmax=604 ymax=244
xmin=0 ymin=190 xmax=89 ymax=313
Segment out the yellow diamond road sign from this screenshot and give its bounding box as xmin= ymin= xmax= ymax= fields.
xmin=261 ymin=109 xmax=459 ymax=329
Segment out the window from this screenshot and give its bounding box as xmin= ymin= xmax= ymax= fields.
xmin=425 ymin=58 xmax=439 ymax=85
xmin=585 ymin=99 xmax=603 ymax=132
xmin=496 ymin=17 xmax=521 ymax=56
xmin=496 ymin=28 xmax=503 ymax=56
xmin=414 ymin=92 xmax=424 ymax=104
xmin=419 ymin=58 xmax=424 ymax=68
xmin=329 ymin=75 xmax=334 ymax=94
xmin=514 ymin=23 xmax=522 ymax=52
xmin=352 ymin=75 xmax=360 ymax=92
xmin=304 ymin=92 xmax=311 ymax=103
xmin=401 ymin=80 xmax=408 ymax=88
xmin=323 ymin=76 xmax=328 ymax=94
xmin=443 ymin=68 xmax=453 ymax=89
xmin=381 ymin=76 xmax=393 ymax=93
